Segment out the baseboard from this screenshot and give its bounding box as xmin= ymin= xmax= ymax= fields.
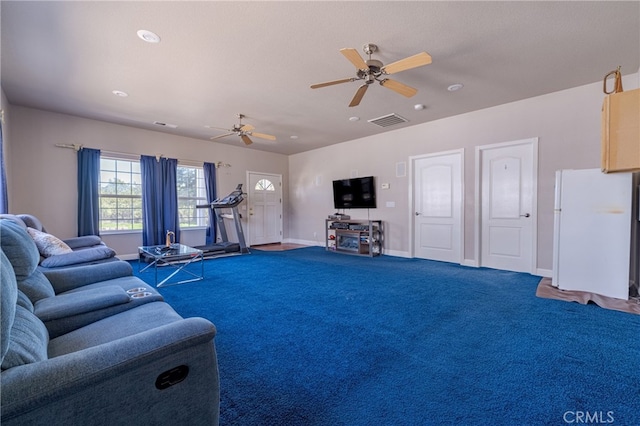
xmin=383 ymin=249 xmax=410 ymax=258
xmin=462 ymin=259 xmax=479 ymax=267
xmin=118 ymin=253 xmax=139 ymax=261
xmin=536 ymin=268 xmax=552 ymax=278
xmin=283 ymin=238 xmax=322 ymax=247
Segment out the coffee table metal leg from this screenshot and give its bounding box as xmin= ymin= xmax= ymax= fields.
xmin=156 ymin=254 xmax=204 ymax=287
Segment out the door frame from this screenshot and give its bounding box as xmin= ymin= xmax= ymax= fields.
xmin=474 ymin=137 xmax=538 ymax=272
xmin=408 ymin=148 xmax=465 ymax=260
xmin=246 ymin=171 xmax=283 ymax=246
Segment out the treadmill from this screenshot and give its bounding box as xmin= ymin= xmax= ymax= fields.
xmin=195 ymin=184 xmax=250 ymax=257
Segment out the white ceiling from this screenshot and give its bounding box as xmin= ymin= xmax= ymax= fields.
xmin=1 ymin=1 xmax=639 ymax=155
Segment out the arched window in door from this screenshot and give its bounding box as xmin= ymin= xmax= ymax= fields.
xmin=254 ymin=179 xmax=275 ymax=191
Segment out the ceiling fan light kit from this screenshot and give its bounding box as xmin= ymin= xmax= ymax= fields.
xmin=311 ymin=42 xmax=432 ymax=107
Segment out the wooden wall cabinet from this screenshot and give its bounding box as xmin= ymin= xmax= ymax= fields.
xmin=601 ymin=88 xmax=640 ymax=173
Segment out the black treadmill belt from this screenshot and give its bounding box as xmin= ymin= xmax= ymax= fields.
xmin=194 ymin=243 xmax=240 ymax=254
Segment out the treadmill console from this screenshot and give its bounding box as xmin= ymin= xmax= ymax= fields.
xmin=209 ymin=184 xmax=244 ymax=208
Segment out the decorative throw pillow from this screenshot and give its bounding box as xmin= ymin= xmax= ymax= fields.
xmin=26 ymin=227 xmax=73 ymax=257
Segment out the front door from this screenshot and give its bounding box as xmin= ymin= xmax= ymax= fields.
xmin=247 ymin=172 xmax=282 ymax=246
xmin=412 ymin=150 xmax=463 ymax=263
xmin=477 ymin=138 xmax=537 ymax=273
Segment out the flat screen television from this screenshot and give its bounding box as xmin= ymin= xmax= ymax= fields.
xmin=332 ymin=176 xmax=377 ymax=209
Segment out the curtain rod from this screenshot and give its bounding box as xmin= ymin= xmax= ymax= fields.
xmin=54 ymin=143 xmax=231 ymax=168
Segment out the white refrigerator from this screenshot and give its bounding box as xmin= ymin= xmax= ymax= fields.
xmin=552 ymin=168 xmax=639 ymax=300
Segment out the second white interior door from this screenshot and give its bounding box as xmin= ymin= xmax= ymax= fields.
xmin=412 ymin=150 xmax=463 ymax=263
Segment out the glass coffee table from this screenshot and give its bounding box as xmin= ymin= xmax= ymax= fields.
xmin=138 ymin=244 xmax=204 ymax=287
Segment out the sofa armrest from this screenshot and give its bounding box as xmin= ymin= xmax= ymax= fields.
xmin=43 ymin=261 xmax=133 ymax=293
xmin=33 ymin=286 xmax=131 ymax=321
xmin=1 ymin=318 xmax=219 ymax=426
xmin=38 ymin=246 xmax=116 ymax=268
xmin=62 ymin=235 xmax=104 ymax=250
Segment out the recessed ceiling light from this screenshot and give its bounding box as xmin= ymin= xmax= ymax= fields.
xmin=413 ymin=104 xmax=425 ymax=111
xmin=137 ymin=29 xmax=161 ymax=43
xmin=290 ymin=135 xmax=299 ymax=140
xmin=112 ymin=90 xmax=129 ymax=97
xmin=349 ymin=116 xmax=360 ymax=122
xmin=447 ymin=83 xmax=464 ymax=92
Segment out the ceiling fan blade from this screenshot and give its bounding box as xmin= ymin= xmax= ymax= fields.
xmin=249 ymin=132 xmax=276 ymax=141
xmin=381 ymin=52 xmax=432 ymax=75
xmin=380 ymin=78 xmax=418 ymax=98
xmin=208 ymin=126 xmax=232 ymax=132
xmin=340 ymin=48 xmax=368 ymax=70
xmin=241 ymin=135 xmax=253 ymax=146
xmin=240 ymin=124 xmax=255 ymax=132
xmin=210 ymin=132 xmax=234 ymax=140
xmin=310 ymin=78 xmax=354 ymax=89
xmin=349 ymin=84 xmax=369 ymax=107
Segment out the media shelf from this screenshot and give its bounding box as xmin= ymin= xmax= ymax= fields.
xmin=325 ymin=219 xmax=383 ymax=257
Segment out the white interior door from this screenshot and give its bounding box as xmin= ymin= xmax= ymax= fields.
xmin=478 ymin=139 xmax=537 ymax=273
xmin=412 ymin=150 xmax=463 ymax=263
xmin=247 ymin=172 xmax=282 ymax=246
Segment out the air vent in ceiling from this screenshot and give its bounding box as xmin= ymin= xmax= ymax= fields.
xmin=153 ymin=121 xmax=178 ymax=129
xmin=367 ymin=113 xmax=408 ymax=128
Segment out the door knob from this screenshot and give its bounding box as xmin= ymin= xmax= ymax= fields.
xmin=415 ymin=212 xmax=421 ymax=216
xmin=520 ymin=213 xmax=530 ymax=218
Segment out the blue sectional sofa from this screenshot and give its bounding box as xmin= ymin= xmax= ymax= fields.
xmin=0 ymin=214 xmax=118 ymax=270
xmin=0 ymin=220 xmax=220 ymax=425
xmin=0 ymin=220 xmax=164 ymax=338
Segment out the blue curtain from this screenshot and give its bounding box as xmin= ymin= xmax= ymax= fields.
xmin=203 ymin=162 xmax=217 ymax=245
xmin=0 ymin=120 xmax=7 ymax=214
xmin=140 ymin=155 xmax=179 ymax=246
xmin=77 ymin=147 xmax=101 ymax=236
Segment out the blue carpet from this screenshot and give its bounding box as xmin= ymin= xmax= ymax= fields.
xmin=132 ymin=247 xmax=640 ymax=425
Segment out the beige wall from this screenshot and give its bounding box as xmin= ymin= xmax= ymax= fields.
xmin=288 ymin=74 xmax=640 ymax=275
xmin=7 ymin=106 xmax=289 ymax=257
xmin=4 ymin=73 xmax=638 ymax=270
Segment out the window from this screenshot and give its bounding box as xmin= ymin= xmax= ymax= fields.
xmin=255 ymin=179 xmax=275 ymax=191
xmin=177 ymin=165 xmax=208 ymax=228
xmin=99 ymin=157 xmax=142 ymax=231
xmin=98 ymin=158 xmax=208 ymax=232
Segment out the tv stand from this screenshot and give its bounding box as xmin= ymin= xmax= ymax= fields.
xmin=325 ymin=219 xmax=382 ymax=257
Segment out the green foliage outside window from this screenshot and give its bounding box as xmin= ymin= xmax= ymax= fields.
xmin=98 ymin=158 xmax=208 ymax=232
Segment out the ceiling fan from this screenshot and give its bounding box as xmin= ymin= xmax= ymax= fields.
xmin=311 ymin=43 xmax=432 ymax=107
xmin=209 ymin=114 xmax=276 ymax=146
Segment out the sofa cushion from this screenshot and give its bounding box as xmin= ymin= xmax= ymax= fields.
xmin=63 ymin=235 xmax=103 ymax=249
xmin=16 ymin=291 xmax=34 ymax=312
xmin=26 ymin=227 xmax=73 ymax=257
xmin=39 ymin=246 xmax=116 ymax=268
xmin=0 ymin=250 xmax=49 ymax=370
xmin=17 ymin=214 xmax=46 ymax=233
xmin=0 ymin=214 xmax=27 ymax=230
xmin=0 ymin=221 xmax=56 ymax=302
xmin=0 ymin=220 xmax=41 ymax=279
xmin=1 ymin=251 xmax=17 ymax=364
xmin=1 ymin=305 xmax=49 ymax=370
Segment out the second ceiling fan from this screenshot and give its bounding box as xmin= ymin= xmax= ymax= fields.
xmin=311 ymin=43 xmax=432 ymax=107
xmin=209 ymin=114 xmax=276 ymax=146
